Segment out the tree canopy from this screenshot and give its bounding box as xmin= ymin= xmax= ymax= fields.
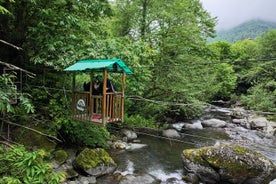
xmin=0 ymin=0 xmax=275 ymax=147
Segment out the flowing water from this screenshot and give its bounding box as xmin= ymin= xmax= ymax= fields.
xmin=97 ymin=107 xmax=276 ymax=184
xmin=98 ymin=128 xmax=230 ymax=183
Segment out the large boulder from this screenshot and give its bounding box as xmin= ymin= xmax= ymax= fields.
xmin=181 ymin=144 xmax=276 ymax=184
xmin=73 ymin=148 xmax=117 ymax=177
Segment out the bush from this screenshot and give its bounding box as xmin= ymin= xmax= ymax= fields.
xmin=0 ymin=145 xmax=65 ymax=183
xmin=124 ymin=114 xmax=164 ymax=129
xmin=241 ymin=84 xmax=276 ymax=112
xmin=60 ymin=121 xmax=110 ymax=148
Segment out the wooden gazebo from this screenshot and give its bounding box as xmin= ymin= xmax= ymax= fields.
xmin=64 ymin=59 xmax=133 ymax=126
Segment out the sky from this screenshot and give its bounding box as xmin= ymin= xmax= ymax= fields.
xmin=200 ymin=0 xmax=276 ymax=31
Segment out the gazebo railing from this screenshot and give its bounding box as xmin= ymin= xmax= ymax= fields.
xmin=71 ymin=91 xmax=123 ymax=125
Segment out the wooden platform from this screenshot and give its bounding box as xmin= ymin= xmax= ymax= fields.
xmin=72 ymin=114 xmax=122 ymax=126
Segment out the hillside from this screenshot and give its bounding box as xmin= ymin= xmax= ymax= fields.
xmin=209 ymin=19 xmax=276 ymax=43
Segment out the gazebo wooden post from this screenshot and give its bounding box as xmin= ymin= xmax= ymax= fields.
xmin=72 ymin=72 xmax=76 ymax=115
xmin=89 ymin=71 xmax=93 ymax=119
xmin=102 ymin=69 xmax=107 ymax=125
xmin=121 ymin=72 xmax=126 ymax=122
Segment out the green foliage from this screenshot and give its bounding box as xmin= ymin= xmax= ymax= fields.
xmin=23 ymin=0 xmax=112 ymax=70
xmin=61 ymin=121 xmax=110 ymax=148
xmin=212 ymin=63 xmax=237 ymax=100
xmin=0 ymin=74 xmax=34 ymax=114
xmin=256 ymin=29 xmax=276 ymax=58
xmin=238 ymin=59 xmax=276 ymax=112
xmin=241 ymin=83 xmax=276 ymax=112
xmin=124 ymin=114 xmax=163 ymax=129
xmin=0 ymin=145 xmax=65 ymax=183
xmin=208 ymin=41 xmax=233 ymax=61
xmin=0 ymin=0 xmax=14 ymax=14
xmin=231 ymin=39 xmax=260 ymax=60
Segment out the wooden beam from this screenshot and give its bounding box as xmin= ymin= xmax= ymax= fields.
xmin=72 ymin=72 xmax=76 ymax=115
xmin=102 ymin=69 xmax=107 ymax=125
xmin=121 ymin=72 xmax=126 ymax=122
xmin=89 ymin=71 xmax=93 ymax=118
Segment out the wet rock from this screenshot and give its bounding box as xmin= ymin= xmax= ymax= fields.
xmin=73 ymin=148 xmax=117 ymax=177
xmin=181 ymin=143 xmax=276 ymax=184
xmin=119 ymin=174 xmax=158 ymax=184
xmin=164 ymin=177 xmax=184 ymax=184
xmin=79 ymin=176 xmax=96 ymax=184
xmin=64 ymin=168 xmax=79 ymax=179
xmin=249 ymin=117 xmax=269 ymax=129
xmin=125 ymin=143 xmax=147 ymax=151
xmin=122 ymin=129 xmax=138 ymax=140
xmin=183 ymin=121 xmax=203 ymax=130
xmin=202 ymin=118 xmax=227 ymax=128
xmin=264 ymin=124 xmax=276 ymax=137
xmin=232 ymin=118 xmax=251 ymax=129
xmin=182 ymin=173 xmax=199 ymax=184
xmin=232 ymin=118 xmax=247 ymax=125
xmin=172 ymin=122 xmax=185 ymax=131
xmin=229 ymin=107 xmax=252 ymax=119
xmin=113 ymin=140 xmax=127 ymax=149
xmin=162 ymin=129 xmax=181 ymax=138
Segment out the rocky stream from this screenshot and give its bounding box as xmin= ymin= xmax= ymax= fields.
xmin=57 ymin=105 xmax=276 ymax=184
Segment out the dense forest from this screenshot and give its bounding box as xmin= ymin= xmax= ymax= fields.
xmin=0 ymin=0 xmax=276 ymax=183
xmin=209 ymin=19 xmax=276 ymax=43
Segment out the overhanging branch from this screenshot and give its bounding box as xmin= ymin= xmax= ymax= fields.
xmin=0 ymin=39 xmax=23 ymax=50
xmin=0 ymin=60 xmax=36 ymax=78
xmin=1 ymin=119 xmax=62 ymax=143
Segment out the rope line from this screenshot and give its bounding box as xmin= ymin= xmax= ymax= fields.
xmin=107 ymin=125 xmax=220 ymax=146
xmin=130 ymin=58 xmax=276 ymax=69
xmin=126 ymin=95 xmax=209 ymax=107
xmin=25 ymin=84 xmax=276 ymax=115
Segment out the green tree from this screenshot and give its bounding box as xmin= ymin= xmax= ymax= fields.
xmin=234 ymin=30 xmax=276 ymax=112
xmin=23 ymin=0 xmax=112 ymax=70
xmin=111 ymin=0 xmax=217 ymax=120
xmin=208 ymin=41 xmax=233 ymax=61
xmin=231 ymin=39 xmax=259 ymax=60
xmin=256 ymin=29 xmax=276 ymax=58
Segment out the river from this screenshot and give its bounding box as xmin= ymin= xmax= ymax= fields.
xmin=97 ymin=107 xmax=276 ymax=184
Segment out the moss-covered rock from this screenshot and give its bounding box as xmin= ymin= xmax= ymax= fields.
xmin=182 ymin=144 xmax=276 ymax=184
xmin=53 ymin=149 xmax=68 ymax=165
xmin=73 ymin=148 xmax=117 ymax=177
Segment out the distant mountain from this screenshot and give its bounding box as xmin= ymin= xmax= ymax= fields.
xmin=209 ymin=19 xmax=276 ymax=43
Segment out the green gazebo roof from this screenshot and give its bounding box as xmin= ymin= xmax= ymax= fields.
xmin=64 ymin=59 xmax=133 ymax=74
